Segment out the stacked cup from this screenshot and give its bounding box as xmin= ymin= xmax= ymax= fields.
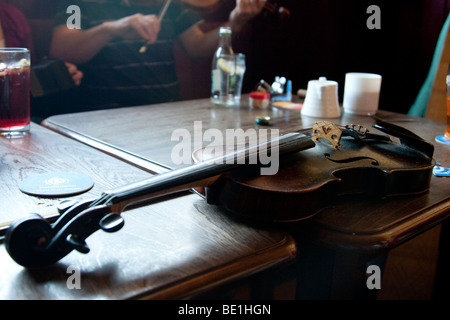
xmin=301 ymin=77 xmax=340 ymax=118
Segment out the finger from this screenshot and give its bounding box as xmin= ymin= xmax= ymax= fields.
xmin=250 ymin=0 xmax=265 ymax=12
xmin=256 ymin=0 xmax=266 ymax=9
xmin=64 ymin=62 xmax=76 ymax=74
xmin=239 ymin=0 xmax=264 ymax=14
xmin=133 ymin=15 xmax=161 ymax=42
xmin=72 ymin=71 xmax=83 ymax=86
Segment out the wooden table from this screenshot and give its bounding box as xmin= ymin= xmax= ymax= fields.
xmin=42 ymin=97 xmax=450 ymax=299
xmin=0 ymin=123 xmax=297 ymax=299
xmin=42 ymin=98 xmax=450 ymax=249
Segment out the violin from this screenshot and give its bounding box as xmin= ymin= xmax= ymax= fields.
xmin=203 ymin=119 xmax=435 ymax=222
xmin=4 ymin=118 xmax=434 ymax=268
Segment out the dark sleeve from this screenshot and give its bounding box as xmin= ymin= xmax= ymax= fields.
xmin=0 ymin=3 xmax=33 ymax=50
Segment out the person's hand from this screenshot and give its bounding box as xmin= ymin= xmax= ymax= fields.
xmin=65 ymin=62 xmax=83 ymax=86
xmin=107 ymin=13 xmax=161 ymax=43
xmin=229 ymin=0 xmax=265 ymax=30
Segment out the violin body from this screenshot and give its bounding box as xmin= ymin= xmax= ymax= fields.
xmin=204 ymin=129 xmax=435 ymax=222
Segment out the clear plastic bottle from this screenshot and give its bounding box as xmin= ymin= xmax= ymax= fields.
xmin=211 ymin=27 xmax=235 ymax=106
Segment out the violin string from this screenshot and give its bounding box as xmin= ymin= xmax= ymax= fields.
xmin=139 ymin=0 xmax=172 ymax=53
xmin=89 ymin=192 xmax=115 ymax=208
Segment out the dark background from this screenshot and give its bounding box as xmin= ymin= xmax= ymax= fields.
xmin=211 ymin=0 xmax=450 ymax=114
xmin=4 ymin=0 xmax=450 ymax=115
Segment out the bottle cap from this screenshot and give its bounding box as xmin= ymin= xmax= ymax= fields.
xmin=219 ymin=27 xmax=232 ymax=35
xmin=255 ymin=116 xmax=271 ymax=125
xmin=249 ymin=91 xmax=270 ymax=100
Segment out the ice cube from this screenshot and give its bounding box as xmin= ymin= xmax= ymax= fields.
xmin=15 ymin=59 xmax=30 ymax=68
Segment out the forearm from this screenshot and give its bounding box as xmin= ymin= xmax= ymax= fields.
xmin=180 ymin=0 xmax=264 ymax=59
xmin=228 ymin=0 xmax=265 ymax=33
xmin=179 ymin=23 xmax=221 ymax=59
xmin=50 ymin=22 xmax=116 ymax=65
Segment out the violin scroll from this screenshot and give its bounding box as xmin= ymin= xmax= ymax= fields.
xmin=4 ymin=201 xmax=125 ymax=268
xmin=5 ymin=214 xmax=57 ymax=268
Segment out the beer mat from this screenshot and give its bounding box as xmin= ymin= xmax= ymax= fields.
xmin=433 ymin=165 xmax=450 ymax=177
xmin=435 ymin=135 xmax=450 ymax=145
xmin=19 ymin=172 xmax=94 ymax=197
xmin=273 ymin=101 xmax=303 ymax=110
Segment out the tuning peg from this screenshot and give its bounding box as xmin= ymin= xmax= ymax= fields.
xmin=99 ymin=213 xmax=124 ymax=233
xmin=66 ymin=234 xmax=90 ymax=254
xmin=57 ymin=199 xmax=79 ymax=214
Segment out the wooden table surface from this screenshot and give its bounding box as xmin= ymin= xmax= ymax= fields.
xmin=0 ymin=123 xmax=296 ymax=300
xmin=42 ymin=97 xmax=450 ymax=253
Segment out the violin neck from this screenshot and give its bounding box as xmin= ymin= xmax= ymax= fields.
xmin=101 ymin=132 xmax=315 ymax=213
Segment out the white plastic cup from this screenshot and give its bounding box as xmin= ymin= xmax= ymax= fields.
xmin=343 ymin=73 xmax=382 ymax=115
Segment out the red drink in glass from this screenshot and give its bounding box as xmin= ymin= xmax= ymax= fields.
xmin=0 ymin=48 xmax=31 ymax=137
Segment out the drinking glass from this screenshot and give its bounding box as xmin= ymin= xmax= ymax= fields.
xmin=435 ymin=74 xmax=450 ymax=144
xmin=211 ymin=53 xmax=246 ymax=107
xmin=0 ymin=48 xmax=31 ymax=137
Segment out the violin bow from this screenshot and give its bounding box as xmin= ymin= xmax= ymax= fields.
xmin=139 ymin=0 xmax=172 ymax=53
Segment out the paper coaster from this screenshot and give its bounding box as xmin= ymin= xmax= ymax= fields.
xmin=19 ymin=172 xmax=94 ymax=197
xmin=273 ymin=101 xmax=303 ymax=110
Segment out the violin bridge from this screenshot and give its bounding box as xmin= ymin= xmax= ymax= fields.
xmin=312 ymin=121 xmax=343 ymax=149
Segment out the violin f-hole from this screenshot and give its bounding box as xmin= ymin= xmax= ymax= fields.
xmin=324 ymin=153 xmax=380 ymax=166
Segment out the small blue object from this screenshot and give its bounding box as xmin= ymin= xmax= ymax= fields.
xmin=435 ymin=135 xmax=450 ymax=145
xmin=433 ymin=166 xmax=450 ymax=177
xmin=272 ymin=80 xmax=292 ymax=102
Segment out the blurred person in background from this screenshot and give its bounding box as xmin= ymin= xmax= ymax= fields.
xmin=50 ymin=0 xmax=265 ymax=109
xmin=0 ymin=1 xmax=83 ymax=120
